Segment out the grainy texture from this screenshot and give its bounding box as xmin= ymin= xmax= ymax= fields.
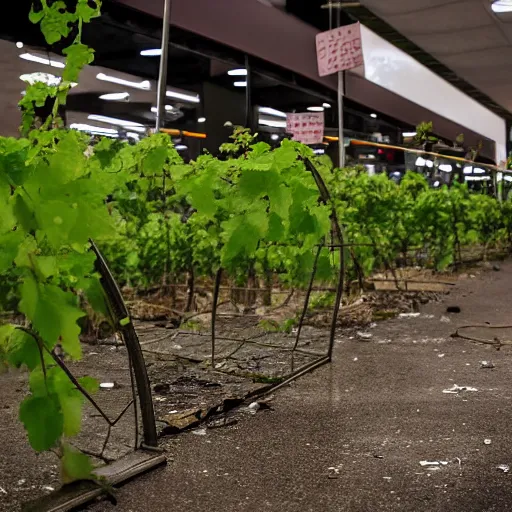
xmin=86 ymin=262 xmax=512 ymax=512
xmin=3 ymin=261 xmax=512 ymax=511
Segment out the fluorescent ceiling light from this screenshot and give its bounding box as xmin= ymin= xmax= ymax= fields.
xmin=438 ymin=164 xmax=452 ymax=172
xmin=19 ymin=72 xmax=75 ymax=87
xmin=403 ymin=132 xmax=417 ymax=137
xmin=99 ymin=92 xmax=130 ymax=101
xmin=88 ymin=114 xmax=146 ymax=132
xmin=314 ymin=149 xmax=325 ymax=154
xmin=307 ymin=106 xmax=324 ymax=112
xmin=20 ymin=52 xmax=65 ymax=68
xmin=197 ymin=117 xmax=206 ymax=123
xmin=234 ymin=81 xmax=247 ymax=87
xmin=258 ymin=107 xmax=287 ymax=118
xmin=322 ymin=103 xmax=331 ymax=109
xmin=228 ymin=69 xmax=247 ymax=76
xmin=140 ymin=49 xmax=161 ymax=56
xmin=166 ymin=90 xmax=200 ymax=103
xmin=151 ymin=105 xmax=175 ymax=113
xmin=259 ymin=119 xmax=287 ymax=128
xmin=271 ymin=134 xmax=280 ymax=141
xmin=16 ymin=42 xmax=23 ymax=49
xmin=175 ymin=144 xmax=188 ymax=151
xmin=463 ymin=166 xmax=473 ymax=174
xmin=425 ymin=159 xmax=434 ymax=168
xmin=473 ymin=167 xmax=486 ymax=174
xmin=96 ymin=72 xmax=151 ymax=90
xmin=465 ymin=176 xmax=491 ymax=181
xmin=370 ymin=113 xmax=377 ymax=118
xmin=126 ymin=132 xmax=140 ymax=140
xmin=492 ymin=0 xmax=512 ymax=13
xmin=415 ymin=157 xmax=426 ymax=167
xmin=70 ymin=123 xmax=119 ymax=138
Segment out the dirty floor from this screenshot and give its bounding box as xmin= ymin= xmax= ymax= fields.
xmin=80 ymin=262 xmax=512 ymax=512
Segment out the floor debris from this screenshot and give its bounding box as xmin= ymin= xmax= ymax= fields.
xmin=399 ymin=313 xmax=421 ymax=319
xmin=99 ymin=382 xmax=117 ymax=390
xmin=357 ymin=332 xmax=372 ymax=341
xmin=446 ymin=306 xmax=461 ymax=314
xmin=327 ymin=465 xmax=343 ymax=479
xmin=440 ymin=316 xmax=451 ymax=324
xmin=419 ymin=461 xmax=449 ymax=467
xmin=442 ymin=384 xmax=478 ymax=394
xmin=481 ymin=361 xmax=495 ymax=369
xmin=484 ymin=439 xmax=492 ymax=445
xmin=497 ymin=464 xmax=510 ymax=473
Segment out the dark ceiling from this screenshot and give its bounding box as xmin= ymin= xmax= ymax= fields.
xmin=280 ymin=0 xmax=512 ymax=121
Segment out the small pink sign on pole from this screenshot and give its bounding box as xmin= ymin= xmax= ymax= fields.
xmin=316 ymin=22 xmax=363 ymax=77
xmin=286 ymin=112 xmax=325 ymax=145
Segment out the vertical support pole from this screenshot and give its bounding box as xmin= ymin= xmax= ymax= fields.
xmin=336 ymin=5 xmax=345 ymax=168
xmin=245 ymin=54 xmax=253 ymax=130
xmin=338 ymin=71 xmax=345 ymax=168
xmin=155 ymin=0 xmax=172 ymax=131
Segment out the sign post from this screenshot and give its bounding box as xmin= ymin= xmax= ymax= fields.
xmin=316 ymin=22 xmax=363 ymax=167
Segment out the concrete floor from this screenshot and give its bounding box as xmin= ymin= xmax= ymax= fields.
xmin=87 ymin=263 xmax=512 ymax=512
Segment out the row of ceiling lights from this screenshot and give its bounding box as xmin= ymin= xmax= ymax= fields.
xmin=18 ymin=43 xmax=384 ymax=139
xmin=16 ymin=45 xmax=205 ymax=133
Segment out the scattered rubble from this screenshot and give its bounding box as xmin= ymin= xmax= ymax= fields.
xmin=442 ymin=384 xmax=478 ymax=394
xmin=99 ymin=382 xmax=117 ymax=390
xmin=481 ymin=361 xmax=495 ymax=369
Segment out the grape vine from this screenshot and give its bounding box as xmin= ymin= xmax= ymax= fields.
xmin=1 ymin=0 xmax=511 ymax=496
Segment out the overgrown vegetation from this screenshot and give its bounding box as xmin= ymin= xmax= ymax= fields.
xmin=0 ymin=0 xmax=511 ymax=491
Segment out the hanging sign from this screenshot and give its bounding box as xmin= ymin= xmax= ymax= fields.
xmin=316 ymin=22 xmax=363 ymax=77
xmin=286 ymin=112 xmax=325 ymax=145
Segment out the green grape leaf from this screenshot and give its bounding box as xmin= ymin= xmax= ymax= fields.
xmin=46 ymin=131 xmax=85 ymax=183
xmin=14 ymin=235 xmax=38 ymax=270
xmin=0 ymin=230 xmax=25 ymax=273
xmin=19 ymin=276 xmax=85 ymax=358
xmin=62 ymin=43 xmax=95 ymax=83
xmin=80 ymin=275 xmax=109 ymax=318
xmin=267 ymin=212 xmax=284 ymax=242
xmin=221 ymin=217 xmax=260 ymax=265
xmin=61 ymin=444 xmax=94 ymax=484
xmin=316 ymin=251 xmax=334 ymax=281
xmin=28 ymin=5 xmax=45 ymax=23
xmin=39 ymin=2 xmax=77 ymax=45
xmin=76 ymin=0 xmax=101 ymax=22
xmin=13 ymin=193 xmax=38 ymax=233
xmin=6 ymin=329 xmax=42 ymax=371
xmin=35 ymin=256 xmax=58 ymax=279
xmin=142 ymin=146 xmax=168 ymax=176
xmin=184 ymin=177 xmax=216 ymax=217
xmin=60 ymin=393 xmax=83 ymax=437
xmin=19 ymin=395 xmax=63 ymax=451
xmin=78 ymin=376 xmax=99 ymax=394
xmin=238 ymin=170 xmax=279 ymax=200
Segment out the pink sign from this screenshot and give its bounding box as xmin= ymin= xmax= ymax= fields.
xmin=286 ymin=112 xmax=324 ymax=145
xmin=316 ymin=22 xmax=363 ymax=77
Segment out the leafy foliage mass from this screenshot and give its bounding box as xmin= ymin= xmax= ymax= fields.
xmin=1 ymin=0 xmax=512 ymax=492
